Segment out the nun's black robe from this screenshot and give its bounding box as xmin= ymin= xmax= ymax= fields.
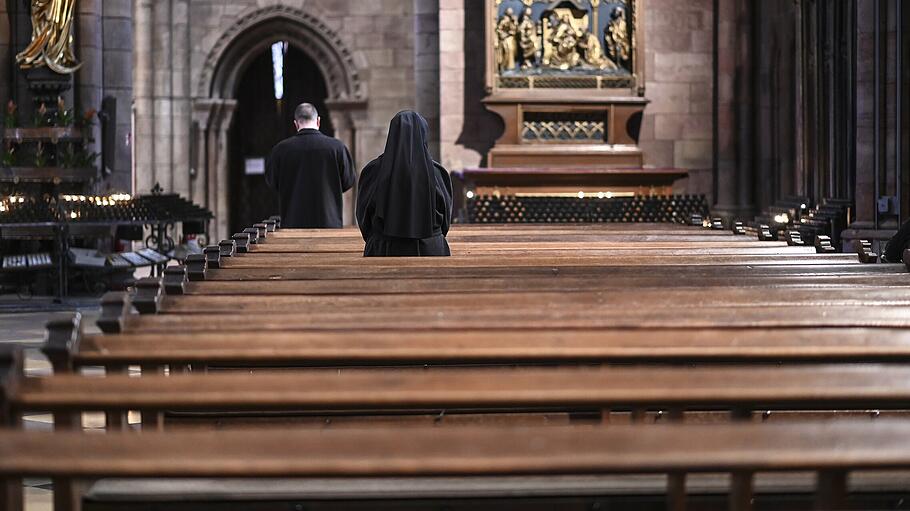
xmin=356 ymin=112 xmax=453 ymax=257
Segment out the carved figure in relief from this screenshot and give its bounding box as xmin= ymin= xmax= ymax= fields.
xmin=495 ymin=8 xmax=520 ymax=72
xmin=547 ymin=13 xmax=581 ymax=70
xmin=517 ymin=7 xmax=540 ymax=69
xmin=16 ymin=0 xmax=82 ymax=74
xmin=605 ymin=6 xmax=631 ymax=69
xmin=579 ymin=29 xmax=617 ymax=70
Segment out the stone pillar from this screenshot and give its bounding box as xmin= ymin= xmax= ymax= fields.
xmin=438 ymin=0 xmax=468 ymax=169
xmin=853 ymin=0 xmax=878 ymax=227
xmin=713 ymin=0 xmax=752 ymax=218
xmin=329 ymin=108 xmax=355 ymax=225
xmin=191 ymin=99 xmax=214 ymax=206
xmin=439 ymin=0 xmax=490 ymax=170
xmin=325 ymin=99 xmax=373 ymax=225
xmin=101 ymin=0 xmax=134 ymax=192
xmin=734 ymin=0 xmax=754 ymax=214
xmin=133 ymin=0 xmax=154 ymax=193
xmin=151 ymin=0 xmax=172 ymax=192
xmin=414 ymin=0 xmax=440 ymax=159
xmin=205 ymin=101 xmax=223 ymax=231
xmin=214 ymin=100 xmax=236 ymax=241
xmin=327 ymin=98 xmax=369 ymax=226
xmin=171 ymin=0 xmax=191 ymax=198
xmin=76 ymin=0 xmax=103 ymax=180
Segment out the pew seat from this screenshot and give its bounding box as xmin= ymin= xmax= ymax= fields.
xmin=81 ymin=472 xmax=910 ymax=511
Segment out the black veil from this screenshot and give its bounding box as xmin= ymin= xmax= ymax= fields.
xmin=371 ymin=111 xmax=437 ymax=239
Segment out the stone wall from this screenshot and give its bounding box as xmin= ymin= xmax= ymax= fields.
xmin=639 ymin=0 xmax=714 ymax=200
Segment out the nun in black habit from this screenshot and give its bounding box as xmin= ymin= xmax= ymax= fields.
xmin=356 ymin=111 xmax=453 ymax=257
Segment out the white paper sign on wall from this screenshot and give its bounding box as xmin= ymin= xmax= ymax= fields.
xmin=245 ymin=158 xmax=265 ymax=175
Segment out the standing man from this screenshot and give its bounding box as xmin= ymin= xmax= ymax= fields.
xmin=265 ymin=103 xmax=356 ymax=228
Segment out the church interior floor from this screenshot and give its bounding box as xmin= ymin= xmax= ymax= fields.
xmin=1 ymin=305 xmax=103 ymax=511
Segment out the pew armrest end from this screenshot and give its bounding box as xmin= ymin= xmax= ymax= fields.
xmin=163 ymin=265 xmax=187 ymax=295
xmin=0 ymin=344 xmax=24 ymax=419
xmin=185 ymin=254 xmax=207 ymax=281
xmin=134 ymin=278 xmax=164 ymax=314
xmin=42 ymin=312 xmax=83 ymax=372
xmin=232 ymin=233 xmax=251 ymax=254
xmin=204 ymin=246 xmax=222 ymax=270
xmin=97 ymin=292 xmax=132 ymax=334
xmin=856 ymin=240 xmax=878 ymax=264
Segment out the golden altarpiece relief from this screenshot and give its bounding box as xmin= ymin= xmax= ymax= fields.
xmin=483 ymin=0 xmax=649 ymax=169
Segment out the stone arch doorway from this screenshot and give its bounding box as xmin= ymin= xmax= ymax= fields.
xmin=227 ymin=45 xmax=333 ymax=235
xmin=194 ymin=6 xmax=367 ymax=240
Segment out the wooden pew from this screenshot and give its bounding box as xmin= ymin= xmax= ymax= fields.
xmin=151 ymin=288 xmax=910 ymax=314
xmin=221 ymin=222 xmax=819 ymax=254
xmin=100 ymin=297 xmax=910 ymax=334
xmin=57 ymin=325 xmax=910 ymax=371
xmin=3 ymin=421 xmax=910 ymax=511
xmin=9 ymin=350 xmax=910 ymax=425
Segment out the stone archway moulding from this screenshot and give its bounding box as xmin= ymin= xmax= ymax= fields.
xmin=196 ymin=4 xmax=366 ymax=101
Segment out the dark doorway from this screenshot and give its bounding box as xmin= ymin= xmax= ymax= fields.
xmin=228 ymin=43 xmax=334 ymax=234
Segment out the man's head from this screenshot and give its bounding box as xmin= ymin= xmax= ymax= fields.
xmin=294 ymin=103 xmax=320 ymax=131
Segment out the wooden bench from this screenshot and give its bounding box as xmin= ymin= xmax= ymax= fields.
xmin=57 ymin=324 xmax=910 ymax=371
xmin=3 ymin=421 xmax=910 ymax=511
xmin=8 ymin=346 xmax=910 ymax=426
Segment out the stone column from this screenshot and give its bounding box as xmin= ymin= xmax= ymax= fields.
xmin=152 ymin=0 xmax=172 ymax=192
xmin=133 ymin=0 xmax=154 ymax=193
xmin=852 ymin=0 xmax=878 ymax=227
xmin=327 ymin=98 xmax=369 ymax=225
xmin=205 ymin=101 xmax=223 ymax=231
xmin=733 ymin=0 xmax=754 ymax=214
xmin=329 ymin=108 xmax=355 ymax=225
xmin=712 ymin=0 xmax=751 ymax=218
xmin=76 ymin=0 xmax=103 ymax=179
xmin=191 ymin=99 xmax=214 ymax=206
xmin=414 ymin=0 xmax=440 ymax=159
xmin=101 ymin=0 xmax=134 ymax=192
xmin=438 ymin=0 xmax=466 ymax=169
xmin=170 ymin=0 xmax=191 ymax=198
xmin=214 ymin=100 xmax=236 ymax=241
xmin=438 ymin=0 xmax=486 ymax=170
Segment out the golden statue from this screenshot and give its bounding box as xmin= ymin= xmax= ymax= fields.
xmin=517 ymin=7 xmax=540 ymax=70
xmin=547 ymin=13 xmax=581 ymax=70
xmin=495 ymin=8 xmax=519 ymax=72
xmin=16 ymin=0 xmax=82 ymax=74
xmin=605 ymin=6 xmax=630 ymax=68
xmin=579 ymin=30 xmax=617 ymax=70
